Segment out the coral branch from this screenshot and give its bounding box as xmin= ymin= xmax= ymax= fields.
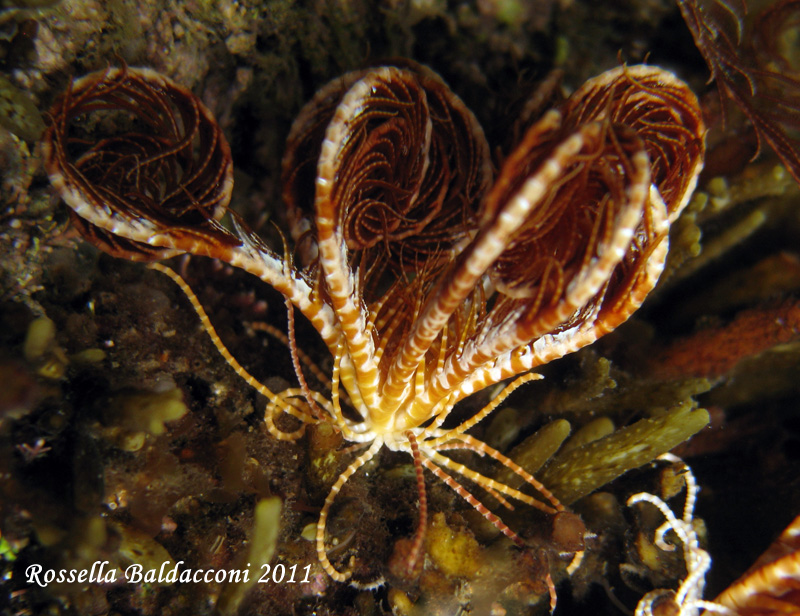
xmin=647 ymin=298 xmax=800 ymax=380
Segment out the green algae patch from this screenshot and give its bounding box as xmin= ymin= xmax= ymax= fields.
xmin=496 ymin=418 xmax=571 ymax=490
xmin=217 ymin=497 xmax=282 ymax=615
xmin=306 ymin=421 xmax=345 ymax=500
xmin=560 ymin=417 xmax=615 ymax=454
xmin=113 ymin=388 xmax=188 ymax=436
xmin=0 ymin=74 xmax=45 ymax=142
xmin=23 ymin=316 xmax=56 ymax=361
xmin=540 ymin=403 xmax=710 ymax=505
xmin=22 ymin=315 xmax=69 ymax=379
xmin=113 ymin=522 xmax=175 ymax=586
xmin=426 ymin=512 xmax=481 ymax=578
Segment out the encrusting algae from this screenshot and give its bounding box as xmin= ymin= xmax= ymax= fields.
xmin=1 ymin=1 xmax=799 ymax=615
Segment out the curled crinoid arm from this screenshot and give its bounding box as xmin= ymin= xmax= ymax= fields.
xmin=454 ymin=66 xmax=703 ymax=385
xmin=43 ymin=66 xmax=236 ymax=260
xmin=387 ymin=117 xmax=642 ymax=420
xmin=316 ymin=438 xmax=384 ymax=582
xmin=43 ymin=66 xmax=335 ymax=339
xmin=147 ymin=263 xmax=317 ymax=439
xmin=412 ymin=116 xmax=650 ymax=408
xmin=562 ymin=65 xmax=706 ymax=220
xmin=387 ymin=65 xmax=704 ymax=429
xmin=282 ymin=61 xmax=492 ymax=273
xmin=282 ymin=62 xmax=493 ymax=423
xmin=628 ymin=455 xmax=732 ymax=616
xmin=679 ymin=0 xmax=800 ymax=184
xmin=713 ymin=513 xmax=800 ymax=616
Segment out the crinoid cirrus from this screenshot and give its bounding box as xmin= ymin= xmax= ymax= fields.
xmin=43 ymin=62 xmax=705 ymax=589
xmin=629 ymin=455 xmax=800 ymax=616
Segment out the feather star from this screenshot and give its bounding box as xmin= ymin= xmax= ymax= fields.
xmin=42 ymin=60 xmax=705 ymax=589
